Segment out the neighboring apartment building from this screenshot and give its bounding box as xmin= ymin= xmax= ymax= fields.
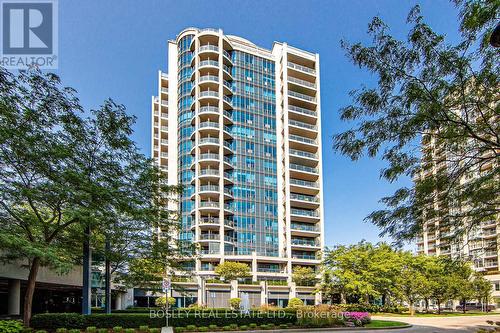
xmin=151 ymin=28 xmax=324 ymax=307
xmin=416 ymin=133 xmax=500 ymax=306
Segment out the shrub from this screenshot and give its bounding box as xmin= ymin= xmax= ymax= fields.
xmin=197 ymin=327 xmax=208 ymax=332
xmin=208 ymin=325 xmax=218 ymax=330
xmin=0 ymin=321 xmax=24 ymax=333
xmin=279 ymin=324 xmax=287 ymax=329
xmin=222 ymin=327 xmax=231 ymax=331
xmin=56 ymin=329 xmax=68 ymax=333
xmin=149 ymin=329 xmax=160 ymax=333
xmin=185 ymin=325 xmax=196 ymax=331
xmin=113 ymin=327 xmax=123 ymax=333
xmin=341 ymin=312 xmax=370 ymax=326
xmin=297 ymin=305 xmax=343 ymax=328
xmin=124 ymin=329 xmax=135 ymax=333
xmin=174 ymin=327 xmax=185 ymax=333
xmin=138 ymin=326 xmax=149 ymax=333
xmin=87 ymin=327 xmax=97 ymax=333
xmin=155 ymin=296 xmax=176 ymax=308
xmin=248 ymin=324 xmax=256 ymax=329
xmin=239 ymin=326 xmax=248 ymax=331
xmin=98 ymin=329 xmax=108 ymax=333
xmin=21 ymin=329 xmax=33 ymax=333
xmin=35 ymin=331 xmax=48 ymax=333
xmin=229 ymin=298 xmax=241 ymax=310
xmin=229 ymin=324 xmax=238 ymax=330
xmin=68 ymin=330 xmax=80 ymax=333
xmin=287 ymin=298 xmax=303 ymax=309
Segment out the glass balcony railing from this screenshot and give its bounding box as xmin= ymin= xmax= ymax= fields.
xmin=290 ymin=163 xmax=319 ymax=174
xmin=223 ymin=125 xmax=233 ymax=134
xmin=223 ymin=95 xmax=232 ymax=105
xmin=224 ymin=203 xmax=234 ymax=212
xmin=199 ymin=217 xmax=220 ymax=224
xmin=288 ymin=76 xmax=316 ymax=88
xmin=223 ymin=50 xmax=231 ymax=60
xmin=160 ymin=152 xmax=168 ymax=158
xmin=199 ymin=90 xmax=218 ymax=98
xmin=161 ymin=139 xmax=168 ymax=145
xmin=290 ymin=193 xmax=319 ymax=203
xmin=199 ymin=234 xmax=220 ymax=240
xmin=160 ymin=112 xmax=168 ymax=118
xmin=161 ymin=126 xmax=168 ymax=131
xmin=289 ymin=119 xmax=317 ymax=130
xmin=223 ymin=64 xmax=231 ymax=74
xmin=198 ymin=121 xmax=219 ymax=129
xmin=199 ymin=45 xmax=219 ymax=53
xmin=292 ymin=253 xmax=318 ymax=260
xmin=289 ymin=105 xmax=316 ymax=117
xmin=291 ymin=208 xmax=319 ymax=218
xmin=199 ymin=60 xmax=218 ymax=68
xmin=290 ymin=178 xmax=319 ymax=188
xmin=198 ymin=201 xmax=219 ymax=209
xmin=291 ymin=223 xmax=319 ymax=232
xmin=289 ymin=90 xmax=316 ymax=102
xmin=224 ymin=188 xmax=233 ymax=196
xmin=223 ymin=80 xmax=232 ymax=90
xmin=199 ymin=153 xmax=219 ymax=160
xmin=289 ymin=134 xmax=317 ymax=145
xmin=200 ymin=249 xmax=219 ymax=255
xmin=199 ymin=185 xmax=219 ymax=192
xmin=289 ymin=149 xmax=318 ymax=159
xmin=199 ymin=169 xmax=219 ymax=177
xmin=198 ymin=106 xmax=219 ymax=114
xmin=199 ymin=137 xmax=219 ymax=145
xmin=257 ymin=267 xmax=283 ymax=273
xmin=291 ymin=238 xmax=320 ymax=247
xmin=287 ymin=61 xmax=316 ymax=75
xmin=223 ymin=171 xmax=233 ymax=180
xmin=198 ymin=75 xmax=219 ymax=84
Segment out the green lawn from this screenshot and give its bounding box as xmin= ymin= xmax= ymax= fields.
xmin=374 ymin=312 xmax=500 ymax=317
xmin=364 ymin=320 xmax=409 ymax=328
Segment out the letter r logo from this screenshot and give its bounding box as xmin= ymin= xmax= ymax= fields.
xmin=2 ymin=1 xmax=53 ymax=54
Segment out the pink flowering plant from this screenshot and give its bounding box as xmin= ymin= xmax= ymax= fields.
xmin=341 ymin=312 xmax=371 ymax=326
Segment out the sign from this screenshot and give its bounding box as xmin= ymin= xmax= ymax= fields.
xmin=162 ymin=278 xmax=171 ymax=293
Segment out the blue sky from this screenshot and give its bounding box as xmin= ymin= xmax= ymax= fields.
xmin=56 ymin=0 xmax=461 ymax=248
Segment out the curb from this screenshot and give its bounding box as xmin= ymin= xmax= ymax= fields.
xmin=194 ymin=325 xmax=412 ymax=333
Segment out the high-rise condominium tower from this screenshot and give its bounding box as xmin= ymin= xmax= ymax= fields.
xmin=151 ymin=28 xmax=324 ymax=307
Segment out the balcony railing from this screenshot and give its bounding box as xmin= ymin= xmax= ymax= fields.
xmin=199 ymin=234 xmax=219 ymax=240
xmin=199 ymin=90 xmax=218 ymax=98
xmin=289 ymin=90 xmax=316 ymax=102
xmin=199 ymin=169 xmax=219 ymax=177
xmin=289 ymin=119 xmax=317 ymax=130
xmin=161 ymin=126 xmax=168 ymax=131
xmin=292 ymin=253 xmax=319 ymax=260
xmin=290 ymin=178 xmax=319 ymax=188
xmin=161 ymin=139 xmax=168 ymax=145
xmin=223 ymin=95 xmax=232 ymax=105
xmin=199 ymin=60 xmax=218 ymax=68
xmin=198 ymin=75 xmax=219 ymax=84
xmin=257 ymin=267 xmax=283 ymax=273
xmin=289 ymin=134 xmax=317 ymax=145
xmin=199 ymin=185 xmax=219 ymax=192
xmin=291 ymin=223 xmax=319 ymax=232
xmin=199 ymin=201 xmax=219 ymax=209
xmin=199 ymin=217 xmax=220 ymax=224
xmin=198 ymin=106 xmax=219 ymax=114
xmin=291 ymin=238 xmax=320 ymax=247
xmin=290 ymin=149 xmax=318 ymax=159
xmin=199 ymin=45 xmax=219 ymax=53
xmin=289 ymin=105 xmax=317 ymax=117
xmin=199 ymin=153 xmax=219 ymax=161
xmin=290 ymin=193 xmax=319 ymax=203
xmin=291 ymin=208 xmax=319 ymax=218
xmin=288 ymin=61 xmax=316 ymax=75
xmin=290 ymin=163 xmax=319 ymax=174
xmin=199 ymin=137 xmax=219 ymax=145
xmin=288 ymin=76 xmax=316 ymax=88
xmin=199 ymin=121 xmax=219 ymax=129
xmin=223 ymin=64 xmax=231 ymax=74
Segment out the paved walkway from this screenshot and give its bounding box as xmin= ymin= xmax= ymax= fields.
xmin=363 ymin=315 xmax=499 ymax=333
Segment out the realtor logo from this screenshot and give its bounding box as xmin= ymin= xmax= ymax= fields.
xmin=1 ymin=0 xmax=58 ymax=68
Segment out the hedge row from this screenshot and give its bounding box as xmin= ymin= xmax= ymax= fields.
xmin=31 ymin=313 xmax=297 ymax=329
xmin=338 ymin=304 xmax=408 ymax=313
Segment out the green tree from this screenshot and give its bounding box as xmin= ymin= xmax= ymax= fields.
xmin=0 ymin=68 xmax=181 ymax=325
xmin=393 ymin=252 xmax=428 ymax=315
xmin=472 ymin=274 xmax=493 ymax=311
xmin=292 ymin=266 xmax=317 ymax=286
xmin=214 ymin=262 xmax=251 ymax=281
xmin=333 ymin=1 xmax=499 ymax=244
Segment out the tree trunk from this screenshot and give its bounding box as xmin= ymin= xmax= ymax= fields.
xmin=409 ymin=301 xmax=415 ymax=316
xmin=23 ymin=257 xmax=41 ymax=327
xmin=437 ymin=300 xmax=441 ymax=315
xmin=462 ymin=298 xmax=466 ymax=314
xmin=424 ymin=298 xmax=429 ymax=313
xmin=340 ymin=292 xmax=346 ymax=304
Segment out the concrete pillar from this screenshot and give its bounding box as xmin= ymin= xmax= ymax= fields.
xmin=260 ymin=281 xmax=267 ymax=306
xmin=289 ymin=282 xmax=297 ymax=299
xmin=197 ymin=276 xmax=206 ymax=306
xmin=115 ymin=293 xmax=123 ymax=310
xmin=230 ymin=280 xmax=238 ymax=299
xmin=8 ymin=279 xmax=21 ymax=315
xmin=251 ymin=252 xmax=257 ymax=282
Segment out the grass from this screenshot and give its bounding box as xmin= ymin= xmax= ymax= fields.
xmin=374 ymin=311 xmax=500 ymax=317
xmin=364 ymin=320 xmax=409 ymax=328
